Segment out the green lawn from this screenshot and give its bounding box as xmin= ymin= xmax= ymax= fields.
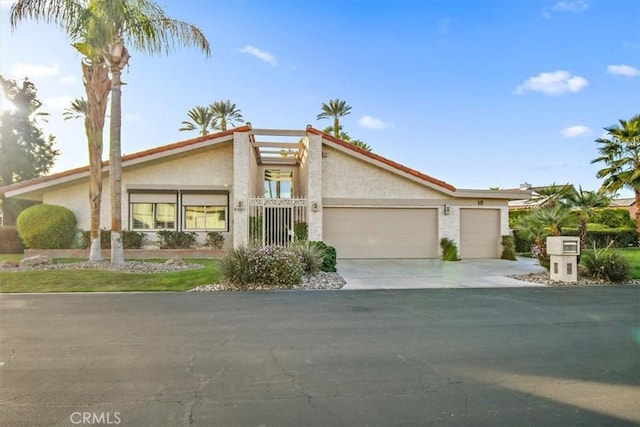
xmin=0 ymin=255 xmax=220 ymax=293
xmin=618 ymin=248 xmax=640 ymax=279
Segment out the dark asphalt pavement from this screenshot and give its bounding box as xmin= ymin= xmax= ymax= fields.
xmin=1 ymin=287 xmax=639 ymax=426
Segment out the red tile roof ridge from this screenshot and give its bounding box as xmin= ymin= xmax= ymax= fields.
xmin=306 ymin=127 xmax=456 ymax=192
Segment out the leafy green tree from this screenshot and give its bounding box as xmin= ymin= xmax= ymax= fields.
xmin=210 ymin=100 xmax=244 ymax=131
xmin=13 ymin=0 xmax=211 ymax=265
xmin=179 ymin=105 xmax=217 ymax=136
xmin=0 ymin=76 xmax=59 ymax=225
xmin=592 ymin=114 xmax=640 ymax=240
xmin=317 ymin=99 xmax=351 ymax=138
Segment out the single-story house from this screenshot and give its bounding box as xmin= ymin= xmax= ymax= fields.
xmin=0 ymin=125 xmax=528 ymax=258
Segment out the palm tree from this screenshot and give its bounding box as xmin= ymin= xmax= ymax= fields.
xmin=322 ymin=125 xmax=351 ymax=141
xmin=592 ymin=114 xmax=640 ymax=240
xmin=179 ymin=105 xmax=216 ymax=136
xmin=350 ymin=139 xmax=372 ymax=152
xmin=63 ymin=97 xmax=87 ymax=121
xmin=12 ymin=1 xmax=112 ymax=263
xmin=13 ymin=0 xmax=210 ymax=266
xmin=563 ymin=186 xmax=611 ymax=249
xmin=210 ymin=100 xmax=244 ymax=131
xmin=527 ymin=183 xmax=575 ymax=208
xmin=317 ymin=99 xmax=352 ymax=138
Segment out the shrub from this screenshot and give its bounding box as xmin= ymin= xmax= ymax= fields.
xmin=16 ymin=204 xmax=77 ymax=249
xmin=80 ymin=229 xmax=146 ymax=249
xmin=591 ymin=209 xmax=635 ymax=229
xmin=220 ymin=244 xmax=303 ymax=288
xmin=508 ymin=209 xmax=534 ymax=229
xmin=205 ymin=231 xmax=225 ymax=249
xmin=440 ymin=238 xmax=460 ymax=261
xmin=500 ymin=235 xmax=517 ymax=260
xmin=0 ymin=226 xmax=24 ymax=253
xmin=562 ymin=227 xmax=637 ymax=248
xmin=309 ymin=241 xmax=337 ymax=272
xmin=294 ymin=222 xmax=308 ymax=241
xmin=581 ymin=245 xmax=631 ymax=282
xmin=290 ymin=240 xmax=324 ymax=274
xmin=156 ymin=230 xmax=197 ymax=249
xmin=512 ymin=229 xmax=533 ymax=253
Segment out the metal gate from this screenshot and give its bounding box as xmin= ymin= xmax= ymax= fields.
xmin=248 ymin=197 xmax=308 ymax=246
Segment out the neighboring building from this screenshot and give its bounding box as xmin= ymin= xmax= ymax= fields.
xmin=609 ymin=198 xmax=637 ymax=221
xmin=0 ymin=125 xmax=528 ymax=259
xmin=508 ymin=182 xmax=576 ymax=210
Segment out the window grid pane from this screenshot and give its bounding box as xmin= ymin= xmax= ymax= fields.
xmin=184 ymin=205 xmax=226 ymax=230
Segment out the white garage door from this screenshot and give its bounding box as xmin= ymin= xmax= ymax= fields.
xmin=460 ymin=209 xmax=500 ymax=258
xmin=323 ymin=207 xmax=438 ymax=258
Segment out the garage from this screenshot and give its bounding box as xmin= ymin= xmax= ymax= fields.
xmin=460 ymin=208 xmax=500 ymax=258
xmin=323 ymin=207 xmax=438 ymax=258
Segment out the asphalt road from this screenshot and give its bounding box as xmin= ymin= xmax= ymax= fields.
xmin=1 ymin=287 xmax=638 ymax=426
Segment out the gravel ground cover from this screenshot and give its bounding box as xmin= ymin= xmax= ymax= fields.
xmin=510 ymin=271 xmax=640 ymax=286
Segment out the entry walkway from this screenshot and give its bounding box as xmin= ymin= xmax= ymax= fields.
xmin=339 ymin=257 xmax=547 ymax=290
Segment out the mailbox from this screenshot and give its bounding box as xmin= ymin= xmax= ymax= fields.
xmin=546 ymin=236 xmax=580 ymax=283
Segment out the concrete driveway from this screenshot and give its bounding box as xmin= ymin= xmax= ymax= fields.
xmin=339 ymin=257 xmax=547 ymax=289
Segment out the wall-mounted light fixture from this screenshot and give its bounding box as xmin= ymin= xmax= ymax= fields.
xmin=234 ymin=200 xmax=243 ymax=211
xmin=443 ymin=204 xmax=450 ymax=215
xmin=312 ymin=202 xmax=319 ymax=212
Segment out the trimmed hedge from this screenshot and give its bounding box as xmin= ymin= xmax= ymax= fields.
xmin=16 ymin=204 xmax=77 ymax=249
xmin=512 ymin=227 xmax=637 ymax=251
xmin=0 ymin=226 xmax=24 ymax=253
xmin=80 ymin=229 xmax=147 ymax=249
xmin=591 ymin=209 xmax=635 ymax=229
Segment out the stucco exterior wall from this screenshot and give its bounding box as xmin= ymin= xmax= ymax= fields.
xmin=232 ymin=132 xmax=251 ymax=247
xmin=322 ymin=146 xmax=452 ymax=200
xmin=307 ymin=133 xmax=323 ymax=240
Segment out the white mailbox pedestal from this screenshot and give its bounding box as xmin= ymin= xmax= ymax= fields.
xmin=546 ymin=236 xmax=580 ymax=283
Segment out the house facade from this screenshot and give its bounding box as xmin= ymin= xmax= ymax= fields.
xmin=0 ymin=125 xmax=527 ymax=258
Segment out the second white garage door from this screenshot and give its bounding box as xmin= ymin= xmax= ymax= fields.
xmin=323 ymin=207 xmax=438 ymax=258
xmin=460 ymin=209 xmax=500 ymax=258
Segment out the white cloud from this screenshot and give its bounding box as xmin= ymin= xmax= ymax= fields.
xmin=514 ymin=70 xmax=588 ymax=95
xmin=10 ymin=62 xmax=60 ymax=79
xmin=560 ymin=125 xmax=592 ymax=138
xmin=543 ymin=0 xmax=589 ymax=18
xmin=239 ymin=45 xmax=278 ymax=66
xmin=607 ymin=64 xmax=640 ymax=77
xmin=357 ymin=115 xmax=392 ymax=130
xmin=58 ymin=75 xmax=77 ymax=85
xmin=43 ymin=95 xmax=74 ymax=110
xmin=552 ymin=0 xmax=589 ymax=12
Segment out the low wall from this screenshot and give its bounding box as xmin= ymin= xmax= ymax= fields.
xmin=24 ymin=248 xmax=226 ymax=260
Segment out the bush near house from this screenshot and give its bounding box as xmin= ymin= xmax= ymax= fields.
xmin=79 ymin=229 xmax=147 ymax=249
xmin=156 ymin=230 xmax=197 ymax=249
xmin=512 ymin=226 xmax=637 ymax=252
xmin=220 ymin=244 xmax=303 ymax=288
xmin=0 ymin=226 xmax=24 ymax=253
xmin=440 ymin=238 xmax=460 ymax=261
xmin=290 ymin=240 xmax=324 ymax=274
xmin=205 ymin=231 xmax=225 ymax=249
xmin=16 ymin=204 xmax=77 ymax=249
xmin=581 ymin=244 xmax=631 ymax=282
xmin=590 ymin=209 xmax=635 ymax=229
xmin=309 ymin=241 xmax=337 ymax=272
xmin=500 ymin=235 xmax=517 ymax=260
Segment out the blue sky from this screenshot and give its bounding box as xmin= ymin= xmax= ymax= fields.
xmin=1 ymin=0 xmax=639 ymax=196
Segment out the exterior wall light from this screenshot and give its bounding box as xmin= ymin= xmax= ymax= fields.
xmin=234 ymin=201 xmax=243 ymax=211
xmin=312 ymin=202 xmax=319 ymax=212
xmin=443 ymin=204 xmax=450 ymax=215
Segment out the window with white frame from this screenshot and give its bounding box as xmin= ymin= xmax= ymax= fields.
xmin=182 ymin=193 xmax=228 ymax=231
xmin=130 ymin=192 xmax=177 ymax=230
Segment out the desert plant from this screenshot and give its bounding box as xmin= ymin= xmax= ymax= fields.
xmin=219 ymin=244 xmax=303 ymax=288
xmin=205 ymin=231 xmax=225 ymax=249
xmin=581 ymin=244 xmax=631 ymax=282
xmin=309 ymin=241 xmax=337 ymax=272
xmin=440 ymin=238 xmax=460 ymax=261
xmin=16 ymin=204 xmax=77 ymax=249
xmin=294 ymin=222 xmax=308 ymax=241
xmin=500 ymin=235 xmax=517 ymax=260
xmin=156 ymin=230 xmax=197 ymax=249
xmin=290 ymin=240 xmax=324 ymax=274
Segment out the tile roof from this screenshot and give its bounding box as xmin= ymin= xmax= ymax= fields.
xmin=306 ymin=127 xmax=456 ymax=192
xmin=0 ymin=126 xmax=249 ymax=195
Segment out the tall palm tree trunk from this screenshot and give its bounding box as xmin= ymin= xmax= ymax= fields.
xmin=82 ymin=60 xmax=110 ymax=262
xmin=106 ymin=37 xmax=130 ymax=266
xmin=333 ymin=118 xmax=339 ymax=138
